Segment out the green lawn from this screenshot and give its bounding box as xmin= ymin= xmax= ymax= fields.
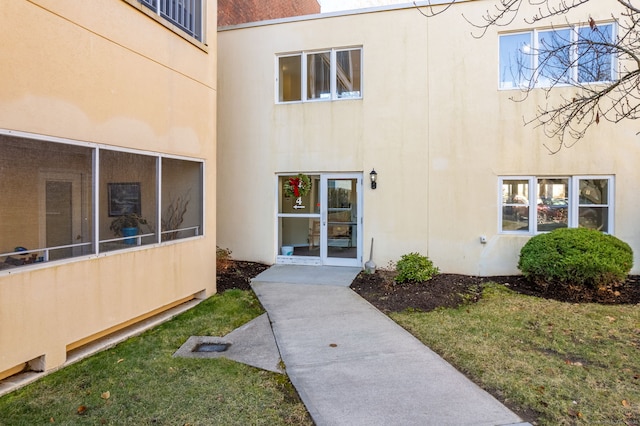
xmin=3 ymin=283 xmax=639 ymax=425
xmin=0 ymin=290 xmax=311 ymax=425
xmin=392 ymin=283 xmax=640 ymax=425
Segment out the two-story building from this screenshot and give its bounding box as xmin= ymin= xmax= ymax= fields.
xmin=217 ymin=1 xmax=638 ymax=275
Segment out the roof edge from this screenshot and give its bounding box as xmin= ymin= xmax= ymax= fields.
xmin=217 ymin=0 xmax=469 ymax=31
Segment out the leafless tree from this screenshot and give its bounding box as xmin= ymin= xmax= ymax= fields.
xmin=414 ymin=0 xmax=640 ymax=152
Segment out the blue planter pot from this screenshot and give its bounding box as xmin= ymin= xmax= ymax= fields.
xmin=122 ymin=227 xmax=138 ymax=245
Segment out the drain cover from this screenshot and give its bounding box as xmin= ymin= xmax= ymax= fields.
xmin=193 ymin=342 xmax=231 ymax=353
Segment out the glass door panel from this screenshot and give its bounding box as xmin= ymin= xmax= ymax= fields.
xmin=322 ymin=175 xmax=361 ymax=266
xmin=277 ymin=173 xmax=361 ymax=267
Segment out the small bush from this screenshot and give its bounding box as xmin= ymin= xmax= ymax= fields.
xmin=395 ymin=252 xmax=439 ymax=284
xmin=518 ymin=228 xmax=633 ymax=292
xmin=216 ymin=246 xmax=233 ymax=272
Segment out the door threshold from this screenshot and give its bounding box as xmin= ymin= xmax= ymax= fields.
xmin=276 ymin=256 xmax=322 ymax=266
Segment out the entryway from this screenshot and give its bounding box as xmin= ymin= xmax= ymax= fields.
xmin=38 ymin=171 xmax=87 ymax=261
xmin=277 ymin=173 xmax=362 ymax=267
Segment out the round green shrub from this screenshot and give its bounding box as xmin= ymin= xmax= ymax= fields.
xmin=394 ymin=252 xmax=439 ymax=284
xmin=518 ymin=228 xmax=633 ymax=290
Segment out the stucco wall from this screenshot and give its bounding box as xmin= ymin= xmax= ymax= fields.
xmin=0 ymin=0 xmax=217 ymax=375
xmin=217 ymin=2 xmax=640 ymax=275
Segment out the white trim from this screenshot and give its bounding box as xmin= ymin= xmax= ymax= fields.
xmin=498 ymin=21 xmax=618 ymax=90
xmin=499 ymin=175 xmax=614 ymax=235
xmin=276 ymin=172 xmax=362 ymax=267
xmin=276 ymin=47 xmax=363 ymax=104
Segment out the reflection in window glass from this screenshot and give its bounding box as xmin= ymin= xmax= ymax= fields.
xmin=500 ymin=23 xmax=616 ymax=89
xmin=538 ymin=28 xmax=572 ymax=86
xmin=161 ymin=158 xmax=203 ymax=241
xmin=336 ymin=49 xmax=362 ymax=98
xmin=537 ymin=178 xmax=569 ymax=231
xmin=499 ymin=33 xmax=533 ymax=89
xmin=500 ymin=176 xmax=613 ymax=234
xmin=578 ymin=24 xmax=614 ymax=83
xmin=501 ymin=179 xmax=530 ymax=231
xmin=99 ymin=150 xmax=157 ymax=252
xmin=307 ymin=51 xmax=331 ymax=100
xmin=579 ymin=179 xmax=609 ymax=231
xmin=278 ymin=55 xmax=301 ymax=102
xmin=0 ymin=135 xmax=94 ymax=266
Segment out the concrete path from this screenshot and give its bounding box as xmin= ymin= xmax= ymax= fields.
xmin=252 ymin=265 xmax=528 ymax=426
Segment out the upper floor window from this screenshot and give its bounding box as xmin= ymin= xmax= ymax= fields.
xmin=500 ymin=176 xmax=613 ymax=234
xmin=277 ymin=47 xmax=363 ymax=103
xmin=139 ymin=0 xmax=203 ymax=42
xmin=499 ymin=23 xmax=616 ymax=89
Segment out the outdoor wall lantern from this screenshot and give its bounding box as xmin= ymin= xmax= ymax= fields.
xmin=370 ymin=169 xmax=377 ymax=189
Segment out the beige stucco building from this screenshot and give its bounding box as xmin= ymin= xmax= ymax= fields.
xmin=0 ymin=0 xmax=216 ymax=381
xmin=217 ymin=1 xmax=639 ymax=275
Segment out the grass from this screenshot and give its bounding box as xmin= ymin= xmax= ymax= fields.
xmin=0 ymin=290 xmax=312 ymax=425
xmin=392 ymin=283 xmax=640 ymax=425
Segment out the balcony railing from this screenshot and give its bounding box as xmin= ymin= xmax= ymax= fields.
xmin=139 ymin=0 xmax=202 ymax=42
xmin=0 ymin=226 xmax=201 ymax=270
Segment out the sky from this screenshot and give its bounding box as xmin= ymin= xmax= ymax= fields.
xmin=318 ymin=0 xmax=410 ymax=13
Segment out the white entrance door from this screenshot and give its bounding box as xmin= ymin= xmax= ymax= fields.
xmin=320 ymin=174 xmax=362 ymax=267
xmin=277 ymin=173 xmax=363 ymax=267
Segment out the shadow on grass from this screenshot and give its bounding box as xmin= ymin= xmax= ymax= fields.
xmin=0 ymin=290 xmax=312 ymax=425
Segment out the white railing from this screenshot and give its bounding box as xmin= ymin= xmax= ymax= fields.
xmin=1 ymin=226 xmax=200 ymax=267
xmin=160 ymin=226 xmax=200 ymax=239
xmin=0 ymin=242 xmax=93 ymax=265
xmin=139 ymin=0 xmax=202 ymax=41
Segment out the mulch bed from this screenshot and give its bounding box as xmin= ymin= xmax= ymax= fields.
xmin=217 ymin=260 xmax=640 ymax=313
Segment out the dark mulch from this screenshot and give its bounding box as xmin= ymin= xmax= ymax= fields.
xmin=216 ymin=260 xmax=270 ymax=293
xmin=217 ymin=260 xmax=640 ymax=313
xmin=352 ymin=271 xmax=640 ymax=313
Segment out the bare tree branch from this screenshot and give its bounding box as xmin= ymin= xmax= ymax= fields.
xmin=414 ymin=0 xmax=640 ymax=151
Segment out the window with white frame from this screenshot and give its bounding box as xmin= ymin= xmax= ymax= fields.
xmin=499 ymin=23 xmax=616 ymax=89
xmin=138 ymin=0 xmax=203 ymax=42
xmin=500 ymin=176 xmax=613 ymax=233
xmin=277 ymin=47 xmax=363 ymax=103
xmin=0 ymin=132 xmax=204 ymax=269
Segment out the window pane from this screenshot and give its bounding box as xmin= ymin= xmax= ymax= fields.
xmin=0 ymin=136 xmax=94 ymax=266
xmin=279 ymin=175 xmax=318 ymax=214
xmin=336 ymin=49 xmax=362 ymax=98
xmin=499 ymin=33 xmax=533 ymax=89
xmin=278 ymin=55 xmax=302 ymax=102
xmin=537 ymin=178 xmax=568 ymax=231
xmin=307 ymin=51 xmax=331 ymax=100
xmin=579 ymin=179 xmax=609 ymax=231
xmin=579 ymin=179 xmax=608 ymax=205
xmin=161 ymin=158 xmax=203 ymax=241
xmin=578 ymin=24 xmax=614 ymax=83
xmin=502 ymin=179 xmax=530 ymax=231
xmin=278 ymin=216 xmax=319 ymax=257
xmin=99 ymin=150 xmax=157 ymax=251
xmin=538 ymin=29 xmax=572 ymax=86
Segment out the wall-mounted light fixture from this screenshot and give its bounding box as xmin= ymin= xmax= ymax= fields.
xmin=370 ymin=169 xmax=377 ymax=189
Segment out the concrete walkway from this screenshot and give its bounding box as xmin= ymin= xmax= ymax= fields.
xmin=252 ymin=265 xmax=528 ymax=426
